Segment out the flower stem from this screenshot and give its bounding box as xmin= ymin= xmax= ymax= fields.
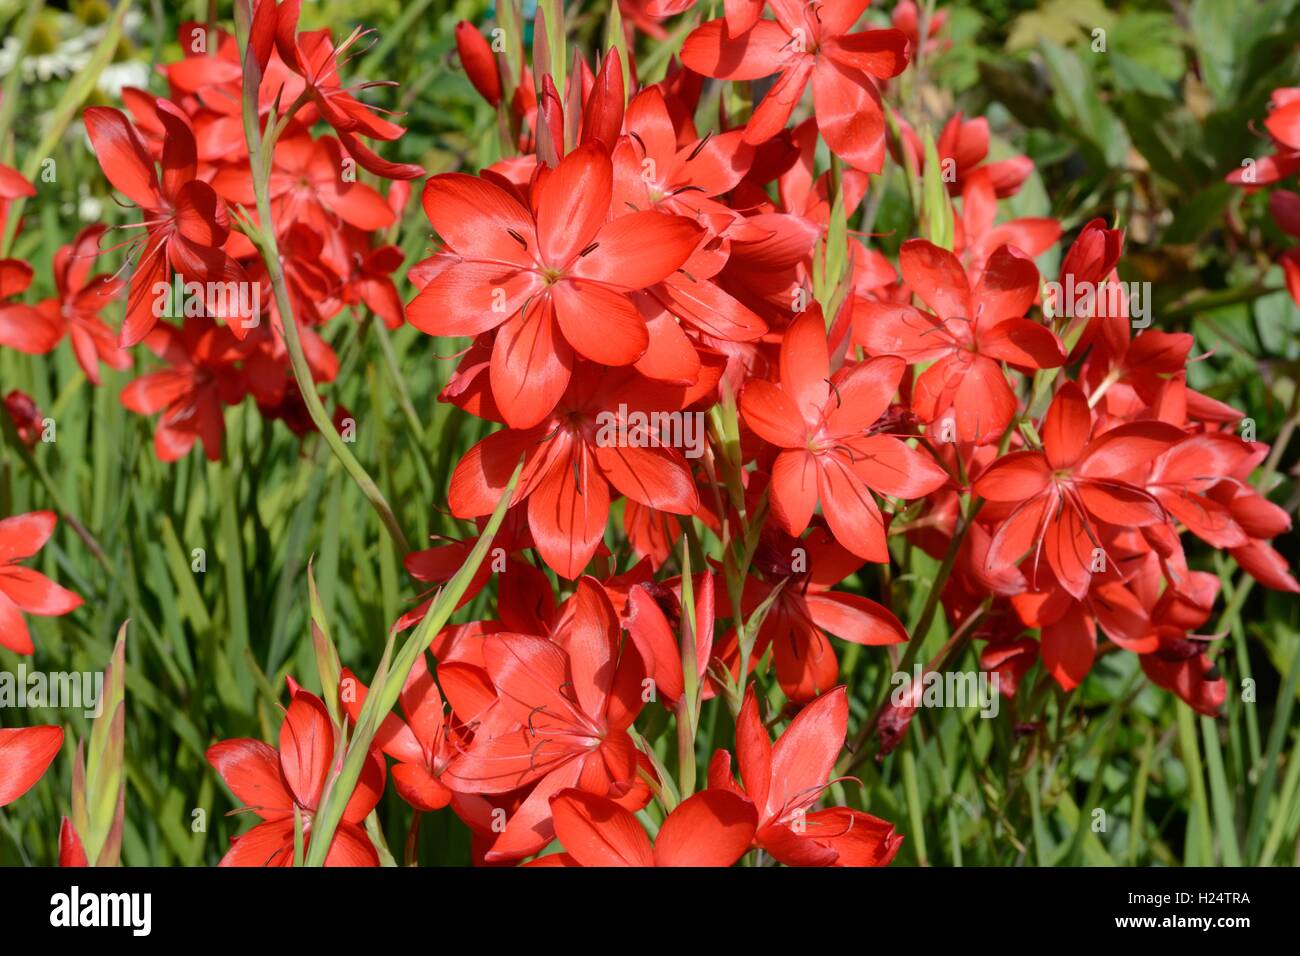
xmin=235 ymin=10 xmax=410 ymax=553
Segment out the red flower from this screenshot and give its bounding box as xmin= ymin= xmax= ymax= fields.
xmin=709 ymin=686 xmax=902 ymax=866
xmin=954 ymin=170 xmax=1060 ymax=280
xmin=975 ymin=382 xmax=1182 ymax=600
xmin=730 ymin=524 xmax=908 ymax=702
xmin=340 ymin=655 xmax=456 ymax=812
xmin=1225 ymin=87 xmax=1300 ymax=187
xmin=271 ymin=0 xmax=425 ymax=180
xmin=682 ymin=0 xmax=909 ymax=171
xmin=624 ymin=572 xmax=716 ymax=707
xmin=0 ymin=725 xmax=63 ymax=807
xmin=646 ymin=0 xmax=766 ymax=36
xmin=853 ymin=240 xmax=1065 ymax=444
xmin=742 ymin=307 xmax=949 ymax=560
xmin=444 ymin=578 xmax=646 ymax=862
xmin=454 ymin=21 xmax=502 ymax=107
xmin=896 ymin=112 xmax=1031 ymax=197
xmin=120 ymin=316 xmax=246 ymax=461
xmin=0 ymin=512 xmax=83 ymax=655
xmin=0 ymin=258 xmax=62 ymax=355
xmin=891 ymin=0 xmax=948 ymax=58
xmin=410 ymin=143 xmax=703 ymax=428
xmin=1136 ymin=568 xmax=1227 ymax=716
xmin=612 ymin=86 xmax=757 ymax=237
xmin=539 ymin=787 xmax=757 ymax=867
xmin=59 ymin=817 xmax=89 ymax=867
xmin=1010 ymin=576 xmax=1154 ymax=690
xmin=0 ymin=161 xmax=35 ymax=242
xmin=37 ymin=226 xmax=129 ymax=384
xmin=337 ymin=237 xmax=405 ymax=329
xmin=448 ymin=364 xmax=713 ymax=579
xmin=206 ymin=684 xmax=385 ymax=866
xmin=83 ymin=103 xmax=250 ymax=346
xmin=213 ymin=133 xmax=397 ymax=242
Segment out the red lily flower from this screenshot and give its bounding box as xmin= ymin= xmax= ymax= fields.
xmin=709 ymin=686 xmax=902 ymax=866
xmin=623 ymin=498 xmax=685 ymax=568
xmin=271 ymin=0 xmax=425 ymax=180
xmin=83 ymin=103 xmax=251 ymax=346
xmin=538 ymin=787 xmax=757 ymax=867
xmin=1206 ymin=438 xmax=1299 ymax=594
xmin=340 ymin=655 xmax=457 ymax=812
xmin=741 ymin=307 xmax=949 ymax=560
xmin=974 ymin=382 xmax=1183 ymax=600
xmin=954 ymin=169 xmax=1061 ymax=281
xmin=896 ymin=112 xmax=1032 ymax=197
xmin=448 ymin=363 xmax=715 ymax=579
xmin=730 ymin=523 xmax=908 ymax=702
xmin=444 ymin=578 xmax=646 ymax=862
xmin=36 ymin=226 xmax=129 ymax=384
xmin=155 ymin=16 xmax=316 ymax=168
xmin=624 ymin=571 xmax=716 ymax=707
xmin=646 ymin=0 xmax=766 ymax=38
xmin=1010 ymin=574 xmax=1155 ymax=690
xmin=852 ymin=239 xmax=1066 ymax=445
xmin=682 ymin=0 xmax=910 ymax=171
xmin=0 ymin=161 xmax=35 ymax=241
xmin=120 ymin=316 xmax=247 ymax=462
xmin=0 ymin=725 xmax=63 ymax=807
xmin=1134 ymin=567 xmax=1227 ymax=716
xmin=1140 ymin=432 xmax=1262 ymax=551
xmin=409 ymin=143 xmax=703 ymax=428
xmin=891 ymin=0 xmax=948 ymax=58
xmin=206 ymin=684 xmax=385 ymax=866
xmin=0 ymin=258 xmax=62 ymax=355
xmin=612 ymin=86 xmax=758 ymax=237
xmin=213 ymin=132 xmax=396 ymax=240
xmin=335 ymin=234 xmax=405 ymax=329
xmin=1226 ymin=87 xmax=1300 ymax=187
xmin=0 ymin=512 xmax=83 ymax=655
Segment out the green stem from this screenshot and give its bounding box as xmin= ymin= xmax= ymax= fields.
xmin=235 ymin=10 xmax=410 ymax=553
xmin=303 ymin=460 xmax=522 ymax=866
xmin=404 ymin=811 xmax=422 ymax=867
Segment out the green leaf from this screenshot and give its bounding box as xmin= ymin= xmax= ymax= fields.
xmin=1039 ymin=38 xmax=1130 ymax=167
xmin=921 ymin=128 xmax=953 ymax=251
xmin=75 ymin=623 xmax=128 ymax=866
xmin=308 ymin=561 xmax=344 ymax=727
xmin=303 ymin=458 xmax=524 ymax=867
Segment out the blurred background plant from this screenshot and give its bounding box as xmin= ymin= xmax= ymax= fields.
xmin=0 ymin=0 xmax=1296 ymax=866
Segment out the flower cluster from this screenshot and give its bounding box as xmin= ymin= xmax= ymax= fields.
xmin=1229 ymin=87 xmax=1300 ymax=309
xmin=205 ymin=5 xmax=1292 ymax=866
xmin=1 ymin=0 xmax=1294 ymax=869
xmin=63 ymin=2 xmax=416 ymax=461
